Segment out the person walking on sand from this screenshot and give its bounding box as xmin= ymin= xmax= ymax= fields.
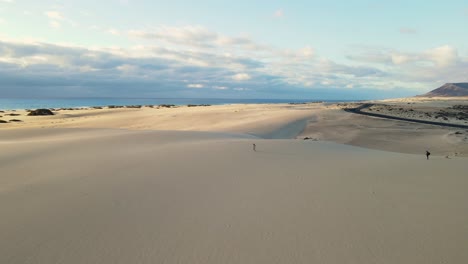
xmin=253 ymin=143 xmax=256 ymax=152
xmin=426 ymin=150 xmax=431 ymax=160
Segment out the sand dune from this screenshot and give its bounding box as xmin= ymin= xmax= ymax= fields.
xmin=1 ymin=101 xmax=468 ymax=263
xmin=1 ymin=128 xmax=467 ymax=263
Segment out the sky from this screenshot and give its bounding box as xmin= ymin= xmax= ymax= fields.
xmin=1 ymin=0 xmax=468 ymax=99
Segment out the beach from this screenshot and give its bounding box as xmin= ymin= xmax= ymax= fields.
xmin=1 ymin=100 xmax=468 ymax=263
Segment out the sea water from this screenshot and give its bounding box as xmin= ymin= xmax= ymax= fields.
xmin=0 ymin=98 xmax=346 ymax=110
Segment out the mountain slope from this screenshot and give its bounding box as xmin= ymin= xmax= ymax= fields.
xmin=419 ymin=83 xmax=468 ymax=97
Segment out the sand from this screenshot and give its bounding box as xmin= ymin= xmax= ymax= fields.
xmin=1 ymin=101 xmax=468 ymax=263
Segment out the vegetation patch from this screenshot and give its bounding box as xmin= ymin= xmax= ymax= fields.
xmin=28 ymin=109 xmax=54 ymax=116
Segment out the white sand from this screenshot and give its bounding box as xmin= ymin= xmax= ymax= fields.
xmin=1 ymin=102 xmax=468 ymax=263
xmin=0 ymin=104 xmax=319 ymax=137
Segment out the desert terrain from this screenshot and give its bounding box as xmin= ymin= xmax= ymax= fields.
xmin=1 ymin=99 xmax=467 ymax=263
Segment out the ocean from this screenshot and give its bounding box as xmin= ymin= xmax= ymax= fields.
xmin=0 ymin=98 xmax=348 ymax=110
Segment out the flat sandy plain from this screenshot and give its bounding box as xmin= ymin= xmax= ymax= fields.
xmin=1 ymin=99 xmax=467 ymax=263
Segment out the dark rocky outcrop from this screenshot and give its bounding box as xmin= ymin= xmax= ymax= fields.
xmin=158 ymin=104 xmax=176 ymax=108
xmin=27 ymin=109 xmax=54 ymax=116
xmin=419 ymin=83 xmax=468 ymax=97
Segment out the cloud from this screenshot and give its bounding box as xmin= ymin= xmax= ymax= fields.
xmin=1 ymin=23 xmax=466 ymax=99
xmin=187 ymin=84 xmax=204 ymax=88
xmin=129 ymin=25 xmax=218 ymax=48
xmin=129 ymin=25 xmax=264 ymax=51
xmin=300 ymin=46 xmax=314 ymax=58
xmin=0 ymin=0 xmax=15 ymax=3
xmin=424 ymin=45 xmax=458 ymax=67
xmin=232 ymin=73 xmax=251 ymax=81
xmin=390 ymin=53 xmax=411 ymax=65
xmin=44 ymin=10 xmax=77 ymax=29
xmin=45 ymin=11 xmax=63 ymax=29
xmin=345 ymin=44 xmax=468 ymax=90
xmin=348 ymin=45 xmax=459 ymax=68
xmin=273 ymin=9 xmax=284 ymax=18
xmin=0 ymin=38 xmax=285 ymax=98
xmin=399 ymin=27 xmax=417 ymax=34
xmin=45 ymin=11 xmax=64 ymax=20
xmin=116 ymin=64 xmax=138 ymax=73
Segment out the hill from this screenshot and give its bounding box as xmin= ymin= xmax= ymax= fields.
xmin=419 ymin=83 xmax=468 ymax=97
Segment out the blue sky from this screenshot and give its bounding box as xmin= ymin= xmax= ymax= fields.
xmin=1 ymin=0 xmax=467 ymax=99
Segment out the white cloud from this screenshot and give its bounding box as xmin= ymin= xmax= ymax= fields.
xmin=279 ymin=46 xmax=315 ymax=62
xmin=0 ymin=0 xmax=14 ymax=3
xmin=274 ymin=9 xmax=284 ymax=18
xmin=300 ymin=46 xmax=314 ymax=58
xmin=0 ymin=18 xmax=5 ymax=24
xmin=187 ymin=84 xmax=204 ymax=88
xmin=391 ymin=53 xmax=411 ymax=65
xmin=44 ymin=10 xmax=77 ymax=29
xmin=45 ymin=11 xmax=62 ymax=29
xmin=349 ymin=45 xmax=459 ymax=68
xmin=129 ymin=25 xmax=218 ymax=48
xmin=129 ymin=25 xmax=264 ymax=52
xmin=424 ymin=45 xmax=458 ymax=67
xmin=345 ymin=44 xmax=468 ymax=90
xmin=232 ymin=73 xmax=251 ymax=81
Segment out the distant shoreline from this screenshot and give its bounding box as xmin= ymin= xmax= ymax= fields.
xmin=0 ymin=97 xmax=355 ymax=111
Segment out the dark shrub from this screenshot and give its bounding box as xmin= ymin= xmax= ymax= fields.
xmin=28 ymin=109 xmax=54 ymax=116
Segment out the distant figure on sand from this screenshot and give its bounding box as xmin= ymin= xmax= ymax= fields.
xmin=426 ymin=150 xmax=431 ymax=160
xmin=253 ymin=143 xmax=256 ymax=151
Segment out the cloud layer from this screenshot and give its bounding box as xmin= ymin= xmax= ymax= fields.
xmin=0 ymin=24 xmax=467 ymax=99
